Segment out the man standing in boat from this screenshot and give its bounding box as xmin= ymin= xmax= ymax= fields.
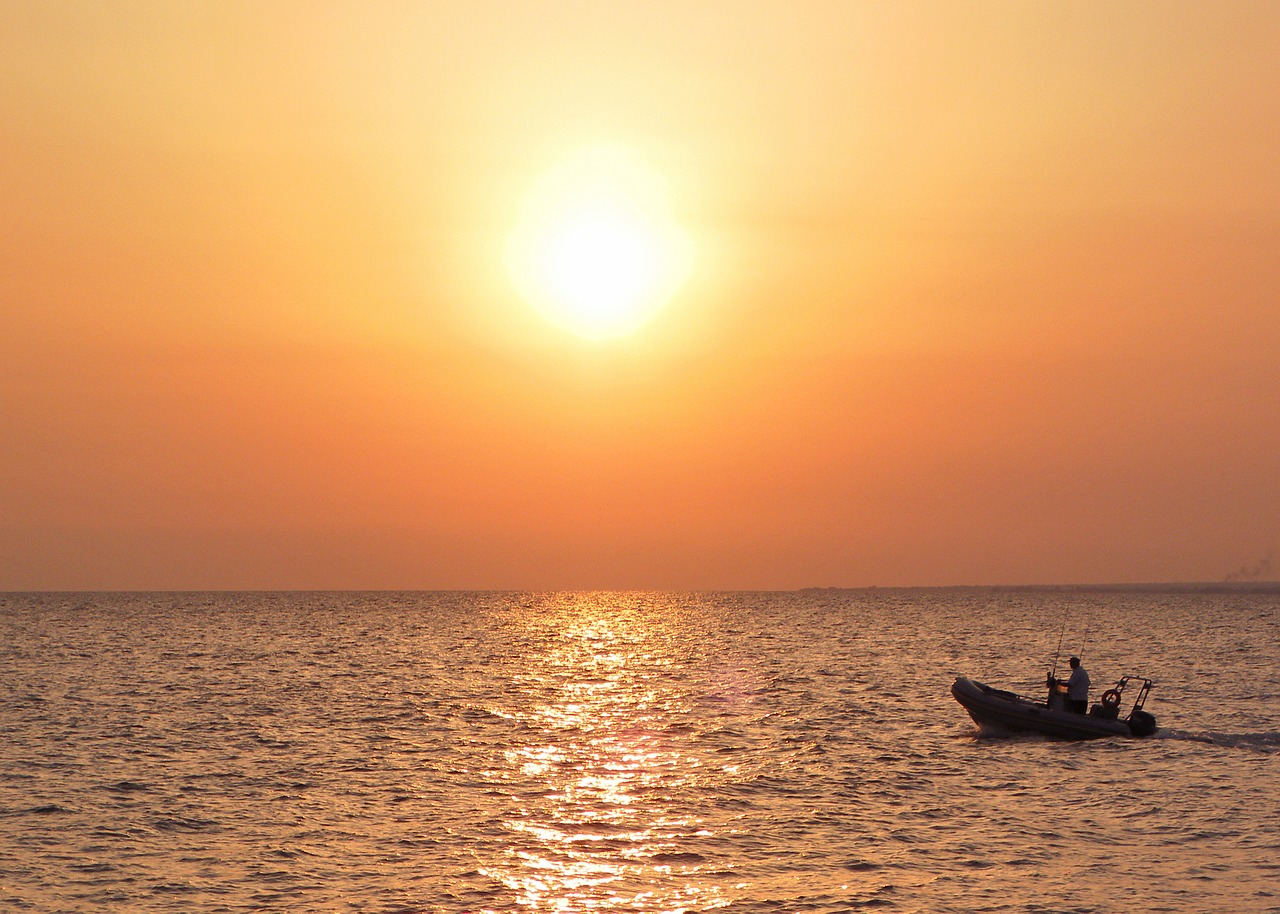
xmin=1064 ymin=656 xmax=1090 ymax=714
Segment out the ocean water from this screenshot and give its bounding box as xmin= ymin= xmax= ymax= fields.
xmin=1 ymin=589 xmax=1278 ymax=913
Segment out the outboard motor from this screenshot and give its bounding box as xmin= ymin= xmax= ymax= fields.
xmin=1127 ymin=710 xmax=1158 ymax=737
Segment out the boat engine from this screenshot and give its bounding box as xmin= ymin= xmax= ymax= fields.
xmin=1127 ymin=710 xmax=1158 ymax=737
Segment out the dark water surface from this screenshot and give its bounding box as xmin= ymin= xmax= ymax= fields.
xmin=2 ymin=590 xmax=1278 ymax=912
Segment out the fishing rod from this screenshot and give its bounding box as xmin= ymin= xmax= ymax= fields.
xmin=1076 ymin=619 xmax=1092 ymax=661
xmin=1049 ymin=613 xmax=1068 ymax=680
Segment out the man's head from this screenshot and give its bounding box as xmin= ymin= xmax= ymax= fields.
xmin=1069 ymin=656 xmax=1081 ymax=669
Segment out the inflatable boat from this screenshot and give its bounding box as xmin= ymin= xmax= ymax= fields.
xmin=952 ymin=673 xmax=1158 ymax=739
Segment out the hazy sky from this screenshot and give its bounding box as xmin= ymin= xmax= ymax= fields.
xmin=3 ymin=2 xmax=1278 ymax=590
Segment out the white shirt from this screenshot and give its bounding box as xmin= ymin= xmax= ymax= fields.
xmin=1067 ymin=666 xmax=1090 ymax=701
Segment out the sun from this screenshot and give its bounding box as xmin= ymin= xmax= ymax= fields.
xmin=506 ymin=146 xmax=693 ymax=340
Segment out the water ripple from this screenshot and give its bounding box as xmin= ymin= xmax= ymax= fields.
xmin=0 ymin=590 xmax=1277 ymax=912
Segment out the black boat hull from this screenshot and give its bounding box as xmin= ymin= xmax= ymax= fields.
xmin=951 ymin=676 xmax=1153 ymax=740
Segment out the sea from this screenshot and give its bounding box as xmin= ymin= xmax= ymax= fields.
xmin=2 ymin=589 xmax=1278 ymax=913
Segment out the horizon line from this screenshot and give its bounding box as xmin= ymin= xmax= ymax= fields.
xmin=4 ymin=580 xmax=1279 ymax=596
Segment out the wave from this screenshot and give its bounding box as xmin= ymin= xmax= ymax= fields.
xmin=1156 ymin=729 xmax=1280 ymax=751
xmin=29 ymin=803 xmax=72 ymax=814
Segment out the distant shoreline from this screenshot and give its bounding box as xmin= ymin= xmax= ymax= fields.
xmin=800 ymin=582 xmax=1280 ymax=595
xmin=4 ymin=582 xmax=1280 ymax=595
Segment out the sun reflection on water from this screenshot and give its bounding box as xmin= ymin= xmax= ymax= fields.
xmin=479 ymin=595 xmax=733 ymax=911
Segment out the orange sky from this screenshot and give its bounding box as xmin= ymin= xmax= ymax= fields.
xmin=2 ymin=2 xmax=1278 ymax=590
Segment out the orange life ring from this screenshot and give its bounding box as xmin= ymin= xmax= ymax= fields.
xmin=1101 ymin=689 xmax=1122 ymax=710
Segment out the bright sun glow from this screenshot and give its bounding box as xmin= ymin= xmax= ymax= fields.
xmin=507 ymin=146 xmax=693 ymax=339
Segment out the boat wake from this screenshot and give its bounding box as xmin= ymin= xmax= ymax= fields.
xmin=1154 ymin=729 xmax=1280 ymax=752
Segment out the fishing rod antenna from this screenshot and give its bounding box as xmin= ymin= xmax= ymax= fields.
xmin=1077 ymin=620 xmax=1092 ymax=661
xmin=1074 ymin=604 xmax=1094 ymax=660
xmin=1050 ymin=612 xmax=1068 ymax=679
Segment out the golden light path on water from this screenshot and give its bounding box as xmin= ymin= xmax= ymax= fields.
xmin=478 ymin=595 xmax=756 ymax=911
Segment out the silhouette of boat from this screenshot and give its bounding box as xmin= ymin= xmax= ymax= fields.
xmin=952 ymin=674 xmax=1158 ymax=739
